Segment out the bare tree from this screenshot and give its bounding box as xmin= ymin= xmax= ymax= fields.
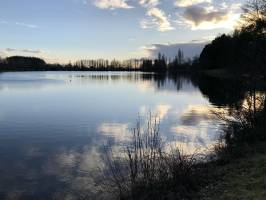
xmin=241 ymin=0 xmax=266 ymax=33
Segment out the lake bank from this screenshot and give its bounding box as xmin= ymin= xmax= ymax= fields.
xmin=100 ymin=124 xmax=266 ymax=200
xmin=199 ymin=142 xmax=266 ymax=200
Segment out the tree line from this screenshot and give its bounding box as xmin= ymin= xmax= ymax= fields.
xmin=0 ymin=50 xmax=198 ymax=72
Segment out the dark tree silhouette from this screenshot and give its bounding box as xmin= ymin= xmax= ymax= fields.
xmin=241 ymin=0 xmax=266 ymax=34
xmin=153 ymin=53 xmax=167 ymax=71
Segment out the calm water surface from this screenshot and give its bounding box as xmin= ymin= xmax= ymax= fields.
xmin=0 ymin=71 xmax=224 ymax=199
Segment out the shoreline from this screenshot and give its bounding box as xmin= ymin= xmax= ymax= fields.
xmin=198 ymin=142 xmax=266 ymax=200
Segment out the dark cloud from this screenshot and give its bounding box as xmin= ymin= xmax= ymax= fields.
xmin=183 ymin=5 xmax=228 ymax=26
xmin=144 ymin=42 xmax=206 ymax=59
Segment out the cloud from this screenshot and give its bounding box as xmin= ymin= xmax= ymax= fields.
xmin=0 ymin=48 xmax=54 ymax=63
xmin=5 ymin=48 xmax=44 ymax=54
xmin=177 ymin=3 xmax=242 ymax=30
xmin=175 ymin=0 xmax=211 ymax=7
xmin=141 ymin=7 xmax=174 ymax=32
xmin=1 ymin=48 xmax=72 ymax=65
xmin=139 ymin=0 xmax=160 ymax=7
xmin=183 ymin=6 xmax=228 ymax=26
xmin=0 ymin=20 xmax=38 ymax=29
xmin=15 ymin=22 xmax=39 ymax=29
xmin=0 ymin=49 xmax=8 ymax=58
xmin=139 ymin=0 xmax=173 ymax=32
xmin=93 ymin=0 xmax=133 ymax=9
xmin=0 ymin=19 xmax=8 ymax=24
xmin=141 ymin=42 xmax=206 ymax=59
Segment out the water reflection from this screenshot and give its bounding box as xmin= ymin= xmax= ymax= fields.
xmin=98 ymin=123 xmax=130 ymax=142
xmin=0 ymin=71 xmax=248 ymax=199
xmin=180 ymin=105 xmax=213 ymax=126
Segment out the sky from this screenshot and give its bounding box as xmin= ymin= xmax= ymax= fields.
xmin=0 ymin=0 xmax=245 ymax=63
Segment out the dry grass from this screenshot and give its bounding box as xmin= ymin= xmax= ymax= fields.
xmin=100 ymin=115 xmax=204 ymax=200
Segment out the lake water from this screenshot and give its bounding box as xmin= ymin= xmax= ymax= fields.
xmin=0 ymin=71 xmax=227 ymax=199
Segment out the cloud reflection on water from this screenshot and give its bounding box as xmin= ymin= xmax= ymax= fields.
xmin=0 ymin=71 xmax=228 ymax=199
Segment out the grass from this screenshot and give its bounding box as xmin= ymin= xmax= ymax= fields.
xmin=200 ymin=145 xmax=266 ymax=200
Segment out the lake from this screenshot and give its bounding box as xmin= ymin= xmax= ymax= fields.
xmin=0 ymin=71 xmax=231 ymax=199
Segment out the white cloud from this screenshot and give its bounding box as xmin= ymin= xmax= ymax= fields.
xmin=175 ymin=0 xmax=212 ymax=7
xmin=138 ymin=0 xmax=173 ymax=32
xmin=0 ymin=20 xmax=39 ymax=29
xmin=0 ymin=49 xmax=8 ymax=58
xmin=139 ymin=0 xmax=160 ymax=7
xmin=93 ymin=0 xmax=133 ymax=9
xmin=15 ymin=22 xmax=39 ymax=29
xmin=141 ymin=7 xmax=174 ymax=32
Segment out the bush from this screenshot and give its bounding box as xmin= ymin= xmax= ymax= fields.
xmin=100 ymin=115 xmax=205 ymax=200
xmin=213 ymin=91 xmax=266 ymax=161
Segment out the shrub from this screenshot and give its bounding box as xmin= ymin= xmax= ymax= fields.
xmin=100 ymin=115 xmax=204 ymax=200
